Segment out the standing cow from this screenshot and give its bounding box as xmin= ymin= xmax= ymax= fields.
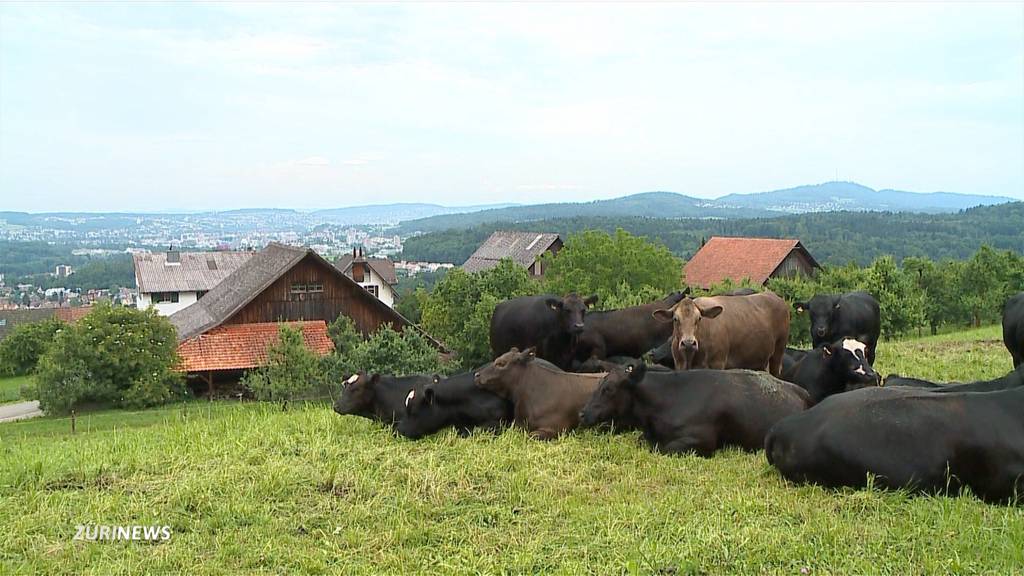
xmin=653 ymin=291 xmax=790 ymax=376
xmin=795 ymin=291 xmax=880 ymax=364
xmin=490 ymin=293 xmax=598 ymax=370
xmin=1003 ymin=292 xmax=1024 ymax=368
xmin=574 ymin=291 xmax=687 ymax=363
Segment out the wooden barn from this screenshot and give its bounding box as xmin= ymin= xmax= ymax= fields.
xmin=462 ymin=231 xmax=562 ymax=277
xmin=169 ymin=242 xmax=438 ymax=393
xmin=683 ymin=237 xmax=820 ymax=290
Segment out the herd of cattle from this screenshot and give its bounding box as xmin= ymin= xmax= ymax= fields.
xmin=334 ymin=290 xmax=1024 ymax=504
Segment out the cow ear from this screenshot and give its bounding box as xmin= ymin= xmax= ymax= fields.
xmin=523 ymin=346 xmax=537 ymax=358
xmin=432 ymin=374 xmax=441 ymax=385
xmin=700 ymin=305 xmax=724 ymax=319
xmin=369 ymin=373 xmax=381 ymax=385
xmin=545 ymin=298 xmax=563 ymax=311
xmin=424 ymin=385 xmax=436 ymax=405
xmin=583 ymin=294 xmax=599 ymax=307
xmin=794 ymin=302 xmax=806 ymax=313
xmin=823 ymin=346 xmax=833 ymax=357
xmin=681 ymin=286 xmax=691 ymax=296
xmin=509 ymin=346 xmax=520 ymax=353
xmin=652 ymin=308 xmax=674 ymax=322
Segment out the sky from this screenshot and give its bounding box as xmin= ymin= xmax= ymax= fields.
xmin=0 ymin=3 xmax=1022 ymax=212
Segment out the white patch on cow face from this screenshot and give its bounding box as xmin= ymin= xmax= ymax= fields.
xmin=346 ymin=374 xmax=359 ymax=385
xmin=405 ymin=389 xmax=415 ymax=407
xmin=853 ymin=366 xmax=867 ymax=375
xmin=842 ymin=339 xmax=867 ymax=358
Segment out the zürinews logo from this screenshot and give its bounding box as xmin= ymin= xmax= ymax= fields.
xmin=74 ymin=525 xmax=172 ymax=542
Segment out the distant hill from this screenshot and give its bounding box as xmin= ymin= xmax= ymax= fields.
xmin=395 ymin=192 xmax=773 ymax=234
xmin=399 ymin=201 xmax=1024 ymax=266
xmin=312 ymin=203 xmax=517 ymax=225
xmin=396 ymin=182 xmax=1017 ymax=233
xmin=716 ymin=181 xmax=1014 ymax=214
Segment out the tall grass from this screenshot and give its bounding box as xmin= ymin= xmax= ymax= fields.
xmin=0 ymin=325 xmax=1021 ymax=574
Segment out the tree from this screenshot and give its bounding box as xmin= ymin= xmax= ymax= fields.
xmin=420 ymin=260 xmax=540 ymax=368
xmin=33 ymin=303 xmax=185 ymax=413
xmin=865 ymin=256 xmax=926 ymax=337
xmin=349 ymin=325 xmax=443 ymax=376
xmin=243 ymin=325 xmax=323 ymax=403
xmin=541 ymin=229 xmax=681 ymax=306
xmin=0 ymin=317 xmax=65 ymax=376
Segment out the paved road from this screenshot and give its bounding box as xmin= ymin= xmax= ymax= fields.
xmin=0 ymin=401 xmax=43 ymax=423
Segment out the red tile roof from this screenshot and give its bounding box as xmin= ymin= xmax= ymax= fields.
xmin=53 ymin=307 xmax=91 ymax=323
xmin=683 ymin=237 xmax=817 ymax=289
xmin=176 ymin=321 xmax=334 ymax=373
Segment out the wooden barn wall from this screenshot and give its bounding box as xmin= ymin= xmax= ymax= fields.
xmin=772 ymin=251 xmax=817 ymax=279
xmin=224 ymin=255 xmax=404 ymax=336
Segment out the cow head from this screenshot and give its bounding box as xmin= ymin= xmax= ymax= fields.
xmin=545 ymin=293 xmax=599 ymax=335
xmin=795 ymin=295 xmax=840 ymax=342
xmin=580 ymin=360 xmax=645 ymax=427
xmin=333 ymin=372 xmax=380 ymax=416
xmin=396 ymin=375 xmax=443 ymax=439
xmin=474 ymin=347 xmax=535 ymax=396
xmin=652 ymin=297 xmax=723 ymax=366
xmin=825 ymin=338 xmax=880 ymax=389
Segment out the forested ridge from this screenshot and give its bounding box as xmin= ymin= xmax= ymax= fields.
xmin=400 ymin=202 xmax=1024 ymax=265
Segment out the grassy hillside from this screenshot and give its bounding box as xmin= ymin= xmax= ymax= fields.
xmin=0 ymin=326 xmax=1019 ymax=574
xmin=399 ymin=202 xmax=1024 ymax=265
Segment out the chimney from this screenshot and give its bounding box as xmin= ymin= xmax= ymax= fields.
xmin=166 ymin=245 xmax=180 ymax=265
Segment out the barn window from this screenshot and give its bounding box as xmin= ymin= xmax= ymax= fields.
xmin=308 ymin=283 xmax=324 ymax=293
xmin=352 ymin=265 xmax=365 ymax=283
xmin=290 ymin=283 xmax=307 ymax=294
xmin=365 ymin=285 xmax=379 ymax=298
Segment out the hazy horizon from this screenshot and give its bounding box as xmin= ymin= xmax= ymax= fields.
xmin=1 ymin=3 xmax=1022 ymax=212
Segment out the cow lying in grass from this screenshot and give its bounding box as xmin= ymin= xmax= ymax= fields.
xmin=396 ymin=368 xmax=512 ymax=439
xmin=883 ymin=364 xmax=1024 ymax=392
xmin=579 ymin=361 xmax=810 ymax=456
xmin=474 ymin=347 xmax=607 ymax=440
xmin=765 ymin=383 xmax=1024 ymax=503
xmin=781 ymin=339 xmax=880 ymax=404
xmin=333 ymin=373 xmax=431 ymax=425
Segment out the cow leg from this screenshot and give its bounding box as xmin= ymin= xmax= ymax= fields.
xmin=530 ymin=428 xmax=559 ymax=441
xmin=655 ymin=428 xmax=717 ymax=457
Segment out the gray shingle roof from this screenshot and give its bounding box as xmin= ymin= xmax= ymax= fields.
xmin=335 ymin=255 xmax=398 ymax=285
xmin=462 ymin=231 xmax=561 ymax=273
xmin=134 ymin=250 xmax=253 ymax=293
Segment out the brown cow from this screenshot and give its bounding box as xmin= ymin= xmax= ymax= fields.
xmin=474 ymin=347 xmax=605 ymax=440
xmin=653 ymin=291 xmax=790 ymax=376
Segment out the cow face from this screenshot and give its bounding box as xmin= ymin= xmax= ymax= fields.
xmin=652 ymin=297 xmax=723 ymax=364
xmin=396 ymin=376 xmax=441 ymax=439
xmin=579 ymin=360 xmax=644 ymax=427
xmin=474 ymin=347 xmax=535 ymax=395
xmin=796 ymin=295 xmax=840 ymax=342
xmin=333 ymin=373 xmax=380 ymax=416
xmin=546 ymin=293 xmax=599 ymax=335
xmin=826 ymin=339 xmax=880 ymax=389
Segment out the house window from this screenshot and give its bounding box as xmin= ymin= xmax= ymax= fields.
xmin=365 ymin=285 xmax=379 ymax=298
xmin=308 ymin=283 xmax=324 ymax=293
xmin=290 ymin=283 xmax=307 ymax=294
xmin=152 ymin=292 xmax=179 ymax=303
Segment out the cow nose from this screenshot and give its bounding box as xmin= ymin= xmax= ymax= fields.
xmin=682 ymin=338 xmax=697 ymax=349
xmin=574 ymin=322 xmax=585 ymax=329
xmin=815 ymin=328 xmax=827 ymax=336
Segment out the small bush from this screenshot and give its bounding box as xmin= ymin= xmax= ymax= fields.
xmin=0 ymin=317 xmax=65 ymax=376
xmin=243 ymin=325 xmax=323 ymax=402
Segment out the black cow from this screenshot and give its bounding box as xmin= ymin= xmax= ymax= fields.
xmin=575 ymin=355 xmax=673 ymax=374
xmin=332 ymin=373 xmax=432 ymax=424
xmin=884 ymin=365 xmax=1024 ymax=392
xmin=1004 ymin=292 xmax=1024 ymax=368
xmin=780 ymin=339 xmax=880 ymax=404
xmin=795 ymin=291 xmax=880 ymax=364
xmin=490 ymin=293 xmax=598 ymax=370
xmin=575 ymin=292 xmax=686 ymax=361
xmin=781 ymin=347 xmax=809 ymax=376
xmin=765 ymin=385 xmax=1024 ymax=503
xmin=579 ymin=361 xmax=810 ymax=456
xmin=395 ymin=369 xmax=512 ymax=439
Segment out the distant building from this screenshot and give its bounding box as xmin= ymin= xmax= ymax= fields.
xmin=54 ymin=264 xmax=73 ymax=278
xmin=133 ymin=248 xmax=253 ymax=315
xmin=462 ymin=231 xmax=562 ymax=276
xmin=683 ymin=236 xmax=820 ymax=290
xmin=335 ymin=248 xmax=398 ymax=308
xmin=0 ymin=307 xmax=91 ymax=342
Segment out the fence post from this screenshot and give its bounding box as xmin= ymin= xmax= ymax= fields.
xmin=71 ymin=410 xmax=76 ymax=434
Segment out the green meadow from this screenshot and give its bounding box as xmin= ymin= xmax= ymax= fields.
xmin=1 ymin=325 xmax=1021 ymax=575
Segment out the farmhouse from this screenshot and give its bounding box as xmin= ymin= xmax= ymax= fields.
xmin=683 ymin=236 xmax=820 ymax=290
xmin=462 ymin=231 xmax=562 ymax=276
xmin=335 ymin=248 xmax=398 ymax=308
xmin=169 ymin=242 xmax=434 ymax=392
xmin=133 ymin=249 xmax=253 ymax=315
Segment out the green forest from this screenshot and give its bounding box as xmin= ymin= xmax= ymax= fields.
xmin=399 ymin=202 xmax=1024 ymax=266
xmin=0 ymin=242 xmax=135 ymax=290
